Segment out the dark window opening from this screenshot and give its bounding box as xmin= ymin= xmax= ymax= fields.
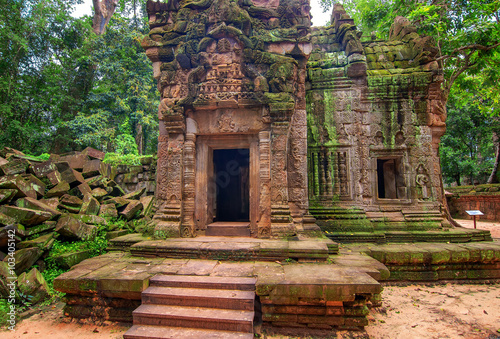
xmin=213 ymin=149 xmax=250 ymax=221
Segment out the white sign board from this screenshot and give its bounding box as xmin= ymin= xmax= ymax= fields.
xmin=465 ymin=210 xmax=484 ymax=216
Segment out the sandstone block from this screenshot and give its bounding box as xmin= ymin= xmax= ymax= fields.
xmin=6 ymin=247 xmax=44 ymax=275
xmin=59 ymin=153 xmax=88 ymax=170
xmin=18 ymin=232 xmax=57 ymax=250
xmin=80 ymin=193 xmax=100 ymax=216
xmin=0 ymin=188 xmax=17 ymax=204
xmin=22 ymin=174 xmax=47 ymax=198
xmin=55 ymin=215 xmax=97 ymax=240
xmin=82 ymin=147 xmax=105 ymax=160
xmin=82 ymin=159 xmax=103 ymax=178
xmin=52 ymin=249 xmax=92 ymax=269
xmin=72 ymin=214 xmax=107 ymax=225
xmin=30 ymin=160 xmax=57 ymax=178
xmin=140 ymin=195 xmax=155 ymax=217
xmin=0 ymin=212 xmax=16 ymax=226
xmin=0 ymin=158 xmax=29 ymax=175
xmin=0 ymin=205 xmax=52 ymax=226
xmin=0 ymin=175 xmax=35 ymax=199
xmin=0 ymin=261 xmax=15 ymax=298
xmin=122 ymin=187 xmax=146 ymax=200
xmin=16 ymin=197 xmax=61 ymax=219
xmin=120 ymin=200 xmax=143 ymax=220
xmin=59 ymin=194 xmax=83 ymax=213
xmin=45 ymin=181 xmax=70 ymax=198
xmin=69 ymin=182 xmax=92 ymax=198
xmin=91 ymin=187 xmax=108 ymax=200
xmin=46 ymin=170 xmax=63 ymax=185
xmin=99 ymin=203 xmax=118 ymax=218
xmin=18 ymin=268 xmax=50 ymax=304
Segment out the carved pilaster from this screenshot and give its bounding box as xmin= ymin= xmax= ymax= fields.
xmin=270 ymin=122 xmax=293 ymax=236
xmin=258 ymin=131 xmax=271 ymax=238
xmin=181 ymin=133 xmax=196 ymax=237
xmin=153 ymin=133 xmax=184 ymax=238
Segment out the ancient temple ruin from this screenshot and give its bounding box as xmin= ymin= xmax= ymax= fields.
xmin=142 ymin=0 xmax=448 ymax=239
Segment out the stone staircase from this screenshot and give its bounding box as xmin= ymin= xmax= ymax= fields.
xmin=124 ymin=275 xmax=256 ymax=339
xmin=205 ymin=222 xmax=251 ymax=237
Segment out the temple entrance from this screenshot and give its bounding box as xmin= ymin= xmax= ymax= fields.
xmin=213 ymin=149 xmax=250 ymax=222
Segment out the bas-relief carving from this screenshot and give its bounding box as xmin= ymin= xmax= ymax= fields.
xmin=416 ymin=164 xmax=431 ymax=200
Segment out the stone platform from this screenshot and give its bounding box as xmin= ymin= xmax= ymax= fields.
xmin=108 ymin=234 xmax=339 ymax=262
xmin=54 ymin=251 xmax=383 ymax=332
xmin=54 ymin=239 xmax=500 ymax=336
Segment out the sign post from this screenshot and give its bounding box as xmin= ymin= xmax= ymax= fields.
xmin=465 ymin=210 xmax=484 ymax=229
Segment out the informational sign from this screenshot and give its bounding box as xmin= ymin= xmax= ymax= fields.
xmin=465 ymin=210 xmax=484 ymax=216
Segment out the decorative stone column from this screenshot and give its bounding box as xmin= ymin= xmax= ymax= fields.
xmin=258 ymin=131 xmax=271 ymax=237
xmin=181 ymin=133 xmax=196 ymax=237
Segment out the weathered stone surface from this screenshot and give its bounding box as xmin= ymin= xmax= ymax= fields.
xmin=23 ymin=174 xmax=47 ymax=198
xmin=16 ymin=197 xmax=61 ymax=219
xmin=0 ymin=205 xmax=52 ymax=226
xmin=91 ymin=187 xmax=108 ymax=200
xmin=52 ymin=249 xmax=93 ymax=269
xmin=46 ymin=181 xmax=70 ymax=198
xmin=0 ymin=261 xmax=15 ymax=298
xmin=18 ymin=268 xmax=50 ymax=304
xmin=59 ymin=194 xmax=83 ymax=213
xmin=0 ymin=158 xmax=29 ymax=175
xmin=55 ymin=215 xmax=97 ymax=240
xmin=104 ymin=196 xmax=132 ymax=208
xmin=0 ymin=175 xmax=35 ymax=199
xmin=5 ymin=247 xmax=43 ymax=275
xmin=59 ymin=153 xmax=88 ymax=170
xmin=17 ymin=232 xmax=56 ymax=250
xmin=0 ymin=189 xmax=17 ymax=204
xmin=46 ymin=170 xmax=63 ymax=185
xmin=99 ymin=203 xmax=118 ymax=218
xmin=72 ymin=214 xmax=107 ymax=225
xmin=30 ymin=160 xmax=57 ymax=178
xmin=140 ymin=195 xmax=155 ymax=217
xmin=122 ymin=187 xmax=146 ymax=200
xmin=69 ymin=182 xmax=92 ymax=198
xmin=0 ymin=212 xmax=16 ymax=226
xmin=80 ymin=193 xmax=100 ymax=216
xmin=82 ymin=147 xmax=106 ymax=160
xmin=120 ymin=200 xmax=143 ymax=220
xmin=24 ymin=221 xmax=56 ymax=237
xmin=82 ymin=159 xmax=103 ymax=178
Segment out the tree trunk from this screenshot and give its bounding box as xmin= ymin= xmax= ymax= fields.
xmin=487 ymin=130 xmax=500 ymax=184
xmin=135 ymin=123 xmax=144 ymax=155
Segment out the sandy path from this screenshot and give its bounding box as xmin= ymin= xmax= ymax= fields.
xmin=454 ymin=218 xmax=500 ymax=239
xmin=4 ymin=283 xmax=499 ymax=339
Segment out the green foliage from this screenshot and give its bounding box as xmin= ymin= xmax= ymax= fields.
xmin=440 ymin=92 xmax=499 ymax=185
xmin=103 ymin=152 xmax=150 ymax=165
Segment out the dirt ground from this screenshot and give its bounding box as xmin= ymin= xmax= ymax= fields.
xmin=3 ymin=219 xmax=500 ymax=339
xmin=454 ymin=218 xmax=500 ymax=239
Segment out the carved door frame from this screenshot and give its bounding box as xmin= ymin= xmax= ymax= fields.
xmin=194 ymin=134 xmax=260 ymax=234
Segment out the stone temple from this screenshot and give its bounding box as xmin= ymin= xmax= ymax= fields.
xmin=142 ymin=0 xmax=448 ymax=241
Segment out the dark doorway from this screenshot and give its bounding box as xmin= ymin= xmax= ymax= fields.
xmin=213 ymin=149 xmax=250 ymax=221
xmin=377 ymin=157 xmax=406 ymax=199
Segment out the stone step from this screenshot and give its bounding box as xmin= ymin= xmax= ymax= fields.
xmin=124 ymin=325 xmax=254 ymax=339
xmin=150 ymin=275 xmax=256 ymax=291
xmin=132 ymin=304 xmax=254 ymax=332
xmin=142 ymin=286 xmax=254 ymax=311
xmin=206 ymin=222 xmax=250 ymax=237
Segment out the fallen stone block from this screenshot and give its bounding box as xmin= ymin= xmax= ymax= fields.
xmin=82 ymin=159 xmax=103 ymax=178
xmin=0 ymin=158 xmax=29 ymax=175
xmin=80 ymin=193 xmax=100 ymax=216
xmin=140 ymin=195 xmax=155 ymax=217
xmin=99 ymin=203 xmax=118 ymax=218
xmin=18 ymin=232 xmax=57 ymax=250
xmin=82 ymin=147 xmax=105 ymax=160
xmin=91 ymin=187 xmax=108 ymax=200
xmin=0 ymin=261 xmax=15 ymax=298
xmin=106 ymin=180 xmax=126 ymax=197
xmin=45 ymin=181 xmax=70 ymax=198
xmin=59 ymin=153 xmax=88 ymax=170
xmin=59 ymin=194 xmax=83 ymax=213
xmin=72 ymin=214 xmax=107 ymax=225
xmin=40 ymin=197 xmax=60 ymax=210
xmin=16 ymin=197 xmax=61 ymax=219
xmin=22 ymin=174 xmax=47 ymax=198
xmin=122 ymin=187 xmax=146 ymax=200
xmin=0 ymin=147 xmax=25 ymax=158
xmin=46 ymin=170 xmax=63 ymax=185
xmin=104 ymin=196 xmax=132 ymax=208
xmin=0 ymin=188 xmax=17 ymax=204
xmin=0 ymin=175 xmax=36 ymax=199
xmin=18 ymin=268 xmax=50 ymax=304
xmin=30 ymin=160 xmax=57 ymax=178
xmin=86 ymin=175 xmax=108 ymax=188
xmin=0 ymin=224 xmax=25 ymax=247
xmin=0 ymin=156 xmax=8 ymax=166
xmin=69 ymin=182 xmax=92 ymax=198
xmin=24 ymin=221 xmax=56 ymax=237
xmin=55 ymin=215 xmax=97 ymax=240
xmin=5 ymin=247 xmax=44 ymax=275
xmin=106 ymin=230 xmax=128 ymax=240
xmin=0 ymin=212 xmax=16 ymax=226
xmin=120 ymin=200 xmax=143 ymax=220
xmin=52 ymin=249 xmax=93 ymax=269
xmin=0 ymin=205 xmax=52 ymax=226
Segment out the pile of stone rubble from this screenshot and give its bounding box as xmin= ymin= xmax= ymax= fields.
xmin=0 ymin=147 xmax=155 ymax=305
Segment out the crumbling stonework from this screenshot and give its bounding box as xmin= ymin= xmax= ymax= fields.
xmin=144 ymin=1 xmax=448 ymax=238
